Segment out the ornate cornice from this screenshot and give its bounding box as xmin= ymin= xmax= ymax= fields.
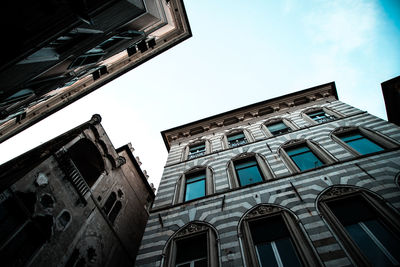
xmin=245 ymin=205 xmax=281 ymax=219
xmin=175 ymin=223 xmax=208 ymax=237
xmin=320 ymin=186 xmax=359 ymax=201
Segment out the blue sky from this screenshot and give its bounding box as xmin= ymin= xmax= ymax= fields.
xmin=0 ymin=0 xmax=399 ymax=189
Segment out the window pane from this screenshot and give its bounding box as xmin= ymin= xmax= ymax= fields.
xmin=286 ymin=146 xmax=310 ymax=156
xmin=186 ymin=173 xmax=206 ymax=183
xmin=345 ymin=137 xmax=384 ymax=155
xmin=308 ymin=111 xmax=326 ymax=120
xmin=185 ymin=179 xmax=205 ymax=201
xmin=345 ymin=223 xmax=394 ymax=266
xmin=250 ymin=216 xmax=302 ymax=267
xmin=227 ymin=133 xmax=245 ymax=142
xmin=256 ymin=242 xmax=278 ymax=267
xmin=328 ymin=196 xmax=400 ymax=266
xmin=276 ymin=237 xmax=302 ymax=267
xmin=364 ymin=220 xmax=400 ymax=263
xmin=189 ymin=144 xmax=205 ymax=153
xmin=290 ymin=151 xmax=323 ymax=171
xmin=194 ymin=258 xmax=207 ymax=267
xmin=235 ymin=160 xmax=258 ymax=170
xmin=267 ymin=122 xmax=290 ymax=135
xmin=176 ymin=233 xmax=207 ymax=264
xmin=108 ymin=201 xmax=122 ymax=223
xmin=236 ymin=164 xmax=263 ymax=186
xmin=286 ymin=145 xmax=324 ymax=171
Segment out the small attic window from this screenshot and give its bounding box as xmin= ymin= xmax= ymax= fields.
xmin=190 ymin=127 xmax=204 ymax=135
xmin=223 ymin=117 xmax=239 ymax=126
xmin=258 ymin=107 xmax=274 ymax=116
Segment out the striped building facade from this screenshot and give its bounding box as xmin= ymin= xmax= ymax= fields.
xmin=136 ymin=82 xmax=400 ymax=266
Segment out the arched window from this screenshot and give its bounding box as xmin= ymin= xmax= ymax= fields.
xmin=227 ymin=152 xmax=274 ymax=188
xmin=68 ymin=138 xmax=104 ymax=187
xmin=302 ymin=106 xmax=341 ymax=125
xmin=262 ymin=118 xmax=297 ymax=137
xmin=318 ymin=186 xmax=400 ymax=266
xmin=279 ymin=139 xmax=336 ymax=173
xmin=222 ymin=128 xmax=254 ymax=149
xmin=183 ymin=139 xmax=212 ymax=160
xmin=174 ymin=166 xmax=214 ymax=203
xmin=331 ymin=126 xmax=398 ymax=156
xmin=103 ymin=191 xmax=123 ymax=224
xmin=163 ymin=222 xmax=219 ymax=267
xmin=239 ymin=205 xmax=320 ymax=266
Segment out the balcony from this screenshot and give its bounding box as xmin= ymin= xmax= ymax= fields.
xmin=229 ymin=138 xmax=248 ymax=148
xmin=188 ymin=150 xmax=205 ymax=160
xmin=314 ymin=115 xmax=336 ymax=123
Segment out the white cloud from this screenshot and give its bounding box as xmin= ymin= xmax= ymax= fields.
xmin=305 ymin=0 xmax=377 ymax=53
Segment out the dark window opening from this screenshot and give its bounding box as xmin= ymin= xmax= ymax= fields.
xmin=103 ymin=192 xmax=116 ymax=215
xmin=184 ymin=172 xmax=206 ymax=202
xmin=108 ymin=201 xmax=122 ymax=224
xmin=286 ymin=144 xmax=324 ymax=171
xmin=234 ymin=158 xmax=264 ymax=186
xmin=327 ymin=195 xmax=400 ymax=265
xmin=227 ymin=132 xmax=247 ymax=148
xmin=40 ymin=194 xmax=54 ymax=209
xmin=176 ymin=233 xmax=208 ymax=267
xmin=137 ymin=40 xmax=148 ymax=53
xmin=68 ymin=139 xmax=104 ymax=187
xmin=58 ymin=211 xmax=71 ymax=228
xmin=267 ymin=122 xmax=291 ymax=136
xmin=249 ymin=215 xmax=303 ymax=267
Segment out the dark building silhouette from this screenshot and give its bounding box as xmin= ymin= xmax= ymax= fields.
xmin=0 ymin=0 xmax=191 ymax=143
xmin=382 ymin=75 xmax=400 ymax=127
xmin=0 ymin=115 xmax=155 ymax=266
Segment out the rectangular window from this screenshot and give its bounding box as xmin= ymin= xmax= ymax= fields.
xmin=188 ymin=143 xmax=206 ymax=159
xmin=267 ymin=122 xmax=291 ymax=136
xmin=176 ymin=233 xmax=208 ymax=266
xmin=227 ymin=132 xmax=247 ymax=148
xmin=185 ymin=173 xmax=206 ymax=201
xmin=286 ymin=145 xmax=324 ymax=171
xmin=338 ymin=132 xmax=384 ymax=155
xmin=307 ymin=110 xmax=335 ymax=123
xmin=249 ymin=216 xmax=302 ymax=267
xmin=327 ymin=196 xmax=400 ymax=266
xmin=234 ymin=159 xmax=263 ymax=186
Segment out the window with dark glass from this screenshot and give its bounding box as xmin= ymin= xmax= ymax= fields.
xmin=249 ymin=216 xmax=303 ymax=267
xmin=307 ymin=110 xmax=335 ymax=123
xmin=286 ymin=144 xmax=324 ymax=171
xmin=102 ymin=191 xmax=122 ymax=224
xmin=175 ymin=233 xmax=208 ymax=267
xmin=188 ymin=143 xmax=206 ymax=159
xmin=185 ymin=172 xmax=206 ymax=201
xmin=337 ymin=131 xmax=384 ymax=155
xmin=227 ymin=132 xmax=247 ymax=148
xmin=234 ymin=159 xmax=264 ymax=186
xmin=267 ymin=122 xmax=291 ymax=136
xmin=326 ymin=195 xmax=400 ymax=266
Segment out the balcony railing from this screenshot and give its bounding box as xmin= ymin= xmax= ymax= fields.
xmin=55 ymin=148 xmax=90 ymax=204
xmin=188 ymin=150 xmax=205 ymax=160
xmin=229 ymin=138 xmax=248 ymax=148
xmin=314 ymin=115 xmax=336 ymax=123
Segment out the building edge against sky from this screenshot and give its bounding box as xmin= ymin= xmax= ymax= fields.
xmin=136 ymin=80 xmax=400 ymax=266
xmin=0 ymin=0 xmax=191 ymax=144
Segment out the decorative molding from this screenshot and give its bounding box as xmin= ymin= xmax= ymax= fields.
xmin=175 ymin=223 xmax=208 ymax=237
xmin=332 ymin=126 xmax=355 ymax=134
xmin=245 ymin=205 xmax=281 ymax=219
xmin=115 ymin=156 xmax=126 ymax=168
xmin=90 ymin=114 xmax=102 ymax=125
xmin=233 ymin=152 xmax=255 ymax=161
xmin=320 ymin=186 xmax=359 ymax=201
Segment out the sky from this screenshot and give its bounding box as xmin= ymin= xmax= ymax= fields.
xmin=0 ymin=0 xmax=399 ymax=190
